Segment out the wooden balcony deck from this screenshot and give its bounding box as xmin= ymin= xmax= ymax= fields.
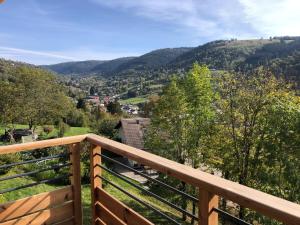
xmin=0 ymin=134 xmax=299 ymax=225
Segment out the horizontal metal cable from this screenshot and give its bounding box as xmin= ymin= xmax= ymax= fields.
xmin=0 ymin=163 xmax=71 ymax=182
xmin=98 ymin=175 xmax=182 ymax=225
xmin=99 ymin=164 xmax=198 ymax=221
xmin=213 ymin=208 xmax=252 ymax=225
xmin=98 ymin=153 xmax=198 ymax=202
xmin=0 ymin=153 xmax=68 ymax=170
xmin=0 ymin=174 xmax=71 ymax=194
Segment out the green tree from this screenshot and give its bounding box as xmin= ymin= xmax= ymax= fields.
xmin=145 ymin=64 xmax=215 ymax=221
xmin=0 ymin=65 xmax=73 ymax=131
xmin=211 ymin=68 xmax=300 ymax=221
xmin=146 ymin=64 xmax=215 ymax=166
xmin=107 ymin=100 xmax=122 ymax=115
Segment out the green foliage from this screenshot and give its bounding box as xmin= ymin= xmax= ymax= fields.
xmin=145 ymin=64 xmax=215 ymax=166
xmin=119 ymin=97 xmax=147 ymax=105
xmin=44 ymin=48 xmax=192 ymax=76
xmin=94 ymin=115 xmax=119 ymax=139
xmin=106 ymin=101 xmax=122 ymax=115
xmin=76 ymin=98 xmax=86 ymax=110
xmin=209 ymin=68 xmax=300 ymax=222
xmin=0 ymin=153 xmax=20 ymax=174
xmin=0 ymin=63 xmax=74 ymax=130
xmin=66 ymin=109 xmax=89 ymax=127
xmin=146 ymin=64 xmax=300 ymax=223
xmin=57 ymin=121 xmax=70 ymax=137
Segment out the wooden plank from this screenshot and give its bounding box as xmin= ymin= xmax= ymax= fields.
xmin=52 ymin=217 xmax=74 ymax=225
xmin=95 ymin=203 xmax=126 ymax=225
xmin=69 ymin=143 xmax=83 ymax=225
xmin=0 ymin=186 xmax=73 ymax=222
xmin=198 ymin=189 xmax=218 ymax=225
xmin=0 ymin=135 xmax=87 ymax=155
xmin=51 ymin=217 xmax=74 ymax=225
xmin=1 ymin=202 xmax=73 ymax=225
xmin=95 ymin=218 xmax=106 ymax=225
xmin=87 ymin=134 xmax=300 ymax=225
xmin=96 ymin=187 xmax=154 ymax=225
xmin=90 ymin=144 xmax=102 ymax=225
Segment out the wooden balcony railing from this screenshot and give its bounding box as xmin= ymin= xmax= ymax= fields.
xmin=0 ymin=134 xmax=299 ymax=225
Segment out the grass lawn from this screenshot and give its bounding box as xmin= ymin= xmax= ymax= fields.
xmin=0 ymin=125 xmax=90 ymax=141
xmin=119 ymin=97 xmax=148 ymax=105
xmin=149 ymin=84 xmax=164 ymax=89
xmin=64 ymin=127 xmax=90 ymax=136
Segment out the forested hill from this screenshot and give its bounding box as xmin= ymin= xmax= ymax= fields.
xmin=42 ymin=60 xmax=104 ymax=75
xmin=41 ymin=47 xmax=192 ymax=76
xmin=39 ymin=36 xmax=300 ymax=82
xmin=113 ymin=47 xmax=193 ymax=73
xmin=168 ymin=37 xmax=300 ymax=80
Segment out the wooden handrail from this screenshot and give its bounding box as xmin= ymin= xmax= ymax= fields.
xmin=0 ymin=135 xmax=87 ymax=154
xmin=0 ymin=134 xmax=299 ymax=225
xmin=86 ymin=134 xmax=300 ymax=225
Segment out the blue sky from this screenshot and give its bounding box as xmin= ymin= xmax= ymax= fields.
xmin=0 ymin=0 xmax=299 ymax=65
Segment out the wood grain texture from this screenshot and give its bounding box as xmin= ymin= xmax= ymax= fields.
xmin=95 ymin=203 xmax=126 ymax=225
xmin=95 ymin=218 xmax=106 ymax=225
xmin=0 ymin=202 xmax=73 ymax=225
xmin=87 ymin=134 xmax=300 ymax=225
xmin=96 ymin=187 xmax=154 ymax=225
xmin=198 ymin=189 xmax=218 ymax=225
xmin=90 ymin=144 xmax=102 ymax=225
xmin=0 ymin=186 xmax=73 ymax=222
xmin=52 ymin=217 xmax=74 ymax=225
xmin=69 ymin=143 xmax=83 ymax=225
xmin=0 ymin=135 xmax=87 ymax=154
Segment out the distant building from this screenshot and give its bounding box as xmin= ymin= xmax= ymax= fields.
xmin=115 ymin=118 xmax=150 ymax=168
xmin=85 ymin=95 xmax=100 ymax=105
xmin=103 ymin=96 xmax=110 ymax=105
xmin=115 ymin=118 xmax=150 ymax=150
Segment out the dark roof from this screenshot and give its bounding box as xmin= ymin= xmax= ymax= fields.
xmin=115 ymin=118 xmax=150 ymax=149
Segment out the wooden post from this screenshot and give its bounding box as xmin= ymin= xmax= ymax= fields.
xmin=69 ymin=143 xmax=83 ymax=225
xmin=90 ymin=144 xmax=102 ymax=225
xmin=198 ymin=188 xmax=218 ymax=225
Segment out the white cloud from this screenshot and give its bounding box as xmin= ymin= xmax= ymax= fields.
xmin=0 ymin=46 xmax=142 ymax=65
xmin=239 ymin=0 xmax=300 ymax=36
xmin=0 ymin=46 xmax=76 ymax=61
xmin=91 ymin=0 xmax=300 ymax=38
xmin=90 ymin=0 xmax=255 ymax=38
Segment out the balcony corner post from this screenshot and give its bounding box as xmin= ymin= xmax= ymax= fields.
xmin=90 ymin=144 xmax=102 ymax=225
xmin=198 ymin=188 xmax=219 ymax=225
xmin=68 ymin=143 xmax=83 ymax=225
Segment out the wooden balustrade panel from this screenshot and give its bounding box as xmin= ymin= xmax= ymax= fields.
xmin=0 ymin=186 xmax=74 ymax=224
xmin=96 ymin=202 xmax=126 ymax=225
xmin=96 ymin=187 xmax=154 ymax=225
xmin=0 ymin=202 xmax=73 ymax=225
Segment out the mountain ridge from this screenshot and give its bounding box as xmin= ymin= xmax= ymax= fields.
xmin=37 ymin=36 xmax=300 ymax=83
xmin=41 ymin=47 xmax=193 ymax=76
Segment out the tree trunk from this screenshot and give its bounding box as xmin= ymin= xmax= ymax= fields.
xmin=29 ymin=119 xmax=33 ymax=130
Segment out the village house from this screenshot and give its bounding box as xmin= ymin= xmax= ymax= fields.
xmin=85 ymin=95 xmax=100 ymax=105
xmin=115 ymin=118 xmax=150 ymax=150
xmin=115 ymin=118 xmax=150 ymax=168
